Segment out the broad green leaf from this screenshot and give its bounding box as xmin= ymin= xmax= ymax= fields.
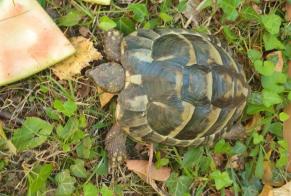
xmin=98 ymin=16 xmax=117 ymax=31
xmin=276 ymin=151 xmax=288 ymax=168
xmin=177 ymin=0 xmax=187 ymax=12
xmin=261 ymin=79 xmax=285 ymax=95
xmin=12 ymin=117 xmax=53 ymax=151
xmin=210 ymin=170 xmax=233 ymax=190
xmin=214 ymin=139 xmax=232 ymax=154
xmin=144 ymin=18 xmax=160 ymax=29
xmin=268 ymin=122 xmax=283 ymax=137
xmin=250 ymin=146 xmax=260 ymax=157
xmin=155 ymin=158 xmax=169 ymax=169
xmin=53 ymin=100 xmax=77 ymax=117
xmin=278 ymin=140 xmax=288 ymax=149
xmin=70 ymin=159 xmax=88 ymax=178
xmin=240 ymin=6 xmax=260 ymax=21
xmin=252 ymin=132 xmax=264 ymax=145
xmin=99 ymin=185 xmax=114 ymax=196
xmin=28 ymin=164 xmax=53 ymax=195
xmin=58 ymin=10 xmax=82 ymax=27
xmin=194 ymin=25 xmax=209 ymax=34
xmin=71 ymin=130 xmax=85 ymax=143
xmin=56 ymin=117 xmax=79 ymax=140
xmin=263 ymin=33 xmax=285 ymax=50
xmin=231 ymin=141 xmax=247 ymax=155
xmin=261 ymin=72 xmax=287 ymax=93
xmin=199 ymin=156 xmax=212 ymax=174
xmin=285 ymin=81 xmax=291 ymax=91
xmin=38 ymin=0 xmax=46 ymax=7
xmin=166 ymin=173 xmax=192 ymax=196
xmin=79 ymin=115 xmax=87 ymax=128
xmin=217 ymin=0 xmax=242 ymax=21
xmin=76 ymin=137 xmax=92 ymax=159
xmin=39 ymin=85 xmax=49 ymax=93
xmin=160 ymin=0 xmax=172 ymax=12
xmin=284 ymin=43 xmax=291 ymax=59
xmin=55 ymin=170 xmax=76 ymax=196
xmin=128 ymin=3 xmax=149 ymax=22
xmin=159 ymin=12 xmax=173 ymax=23
xmin=288 ymin=91 xmax=291 ymax=100
xmin=45 ymin=107 xmax=60 ymax=120
xmin=279 ymin=112 xmax=289 ymax=122
xmin=62 ymin=143 xmax=71 ymax=152
xmin=261 ymin=14 xmax=282 ymax=35
xmin=262 ymin=90 xmax=282 ymax=107
xmin=223 ymin=26 xmax=238 ymax=43
xmin=276 ymin=140 xmax=288 ymax=168
xmin=247 ymin=49 xmax=261 ymax=63
xmin=255 ymin=148 xmax=264 ymax=178
xmin=246 ymin=104 xmax=273 ymax=115
xmin=182 ymin=147 xmax=203 ymax=168
xmin=0 ymin=160 xmax=5 ymax=171
xmin=116 ymin=17 xmax=135 ymax=35
xmin=94 ymin=156 xmax=108 ymax=176
xmin=83 ymin=183 xmax=98 ymax=196
xmin=254 ymin=60 xmax=275 ymax=76
xmin=248 ymin=92 xmax=263 ymax=105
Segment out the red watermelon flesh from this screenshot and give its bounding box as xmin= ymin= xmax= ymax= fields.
xmin=0 ymin=0 xmax=75 ymax=86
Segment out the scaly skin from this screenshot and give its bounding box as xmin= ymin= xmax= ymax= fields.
xmin=103 ymin=30 xmax=123 ymax=62
xmin=105 ymin=124 xmax=127 ymax=168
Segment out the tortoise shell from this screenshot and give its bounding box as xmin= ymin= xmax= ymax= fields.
xmin=115 ymin=29 xmax=249 ymax=147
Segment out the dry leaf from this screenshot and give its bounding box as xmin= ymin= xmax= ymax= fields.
xmin=126 ymin=160 xmax=170 ymax=195
xmin=267 ymin=51 xmax=283 ymax=72
xmin=97 ymin=87 xmax=115 ymax=108
xmin=273 ymin=181 xmax=291 ymax=196
xmin=182 ymin=0 xmax=202 ymax=27
xmin=283 ymin=61 xmax=291 ymax=173
xmin=126 ymin=160 xmax=171 ymax=182
xmin=252 ymin=4 xmax=262 ymax=14
xmin=212 ymin=153 xmax=225 ymax=168
xmin=82 ymin=0 xmax=111 ymax=5
xmin=79 ymin=27 xmax=91 ymax=37
xmin=224 ymin=189 xmax=235 ymax=196
xmin=286 ymin=2 xmax=291 ymax=22
xmin=77 ymin=80 xmax=91 ymax=98
xmin=259 ymin=184 xmax=273 ymax=196
xmin=52 ymin=36 xmax=102 ymax=80
xmin=226 ymin=155 xmax=242 ymax=170
xmin=263 ymin=159 xmax=273 ymax=185
xmin=0 ymin=121 xmax=16 ymax=155
xmin=135 ymin=172 xmax=168 ymax=196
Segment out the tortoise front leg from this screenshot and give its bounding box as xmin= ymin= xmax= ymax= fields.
xmin=105 ymin=123 xmax=127 ymax=168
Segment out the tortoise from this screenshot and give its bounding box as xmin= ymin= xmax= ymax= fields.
xmin=87 ymin=28 xmax=249 ymax=166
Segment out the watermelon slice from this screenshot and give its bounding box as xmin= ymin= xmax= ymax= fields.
xmin=0 ymin=0 xmax=75 ymax=86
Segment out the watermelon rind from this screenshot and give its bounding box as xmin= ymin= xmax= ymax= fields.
xmin=0 ymin=0 xmax=75 ymax=87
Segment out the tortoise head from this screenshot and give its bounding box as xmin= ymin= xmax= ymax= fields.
xmin=86 ymin=62 xmax=125 ymax=93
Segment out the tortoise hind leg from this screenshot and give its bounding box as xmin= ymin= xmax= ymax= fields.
xmin=105 ymin=124 xmax=127 ymax=168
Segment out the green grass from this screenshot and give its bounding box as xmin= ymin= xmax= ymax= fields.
xmin=0 ymin=0 xmax=290 ymax=195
